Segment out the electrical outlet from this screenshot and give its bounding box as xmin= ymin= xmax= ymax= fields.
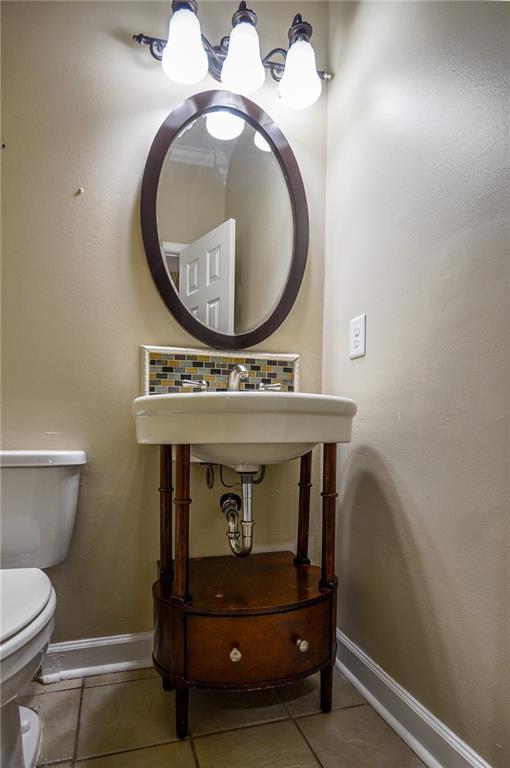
xmin=350 ymin=314 xmax=366 ymax=359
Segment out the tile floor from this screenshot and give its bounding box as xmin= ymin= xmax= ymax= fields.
xmin=20 ymin=667 xmax=424 ymax=767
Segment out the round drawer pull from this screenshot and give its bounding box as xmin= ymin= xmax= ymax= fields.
xmin=229 ymin=647 xmax=242 ymax=663
xmin=296 ymin=638 xmax=309 ymax=653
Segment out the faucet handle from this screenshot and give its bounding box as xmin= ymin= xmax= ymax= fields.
xmin=258 ymin=382 xmax=282 ymax=391
xmin=181 ymin=379 xmax=209 ymax=392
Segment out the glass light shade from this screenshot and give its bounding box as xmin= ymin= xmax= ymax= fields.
xmin=254 ymin=131 xmax=271 ymax=152
xmin=221 ymin=22 xmax=265 ymax=95
xmin=161 ymin=8 xmax=208 ymax=84
xmin=279 ymin=39 xmax=322 ymax=109
xmin=205 ymin=111 xmax=245 ymax=141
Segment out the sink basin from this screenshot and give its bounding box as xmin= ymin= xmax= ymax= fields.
xmin=132 ymin=392 xmax=357 ymax=471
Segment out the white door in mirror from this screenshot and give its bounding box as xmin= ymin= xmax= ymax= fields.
xmin=350 ymin=314 xmax=366 ymax=359
xmin=179 ymin=219 xmax=236 ymax=333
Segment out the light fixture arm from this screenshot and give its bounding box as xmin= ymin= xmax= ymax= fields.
xmin=133 ymin=33 xmax=331 ymax=82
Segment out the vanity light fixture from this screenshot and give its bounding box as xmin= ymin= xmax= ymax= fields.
xmin=133 ymin=2 xmax=332 ymax=109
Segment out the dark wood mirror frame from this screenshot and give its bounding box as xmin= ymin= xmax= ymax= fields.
xmin=141 ymin=90 xmax=309 ymax=350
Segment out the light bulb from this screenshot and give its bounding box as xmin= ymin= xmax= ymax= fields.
xmin=161 ymin=7 xmax=208 ymax=85
xmin=221 ymin=22 xmax=265 ymax=95
xmin=254 ymin=131 xmax=271 ymax=152
xmin=205 ymin=111 xmax=245 ymax=141
xmin=279 ymin=39 xmax=322 ymax=109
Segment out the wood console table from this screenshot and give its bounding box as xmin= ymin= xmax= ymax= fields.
xmin=153 ymin=443 xmax=338 ymax=739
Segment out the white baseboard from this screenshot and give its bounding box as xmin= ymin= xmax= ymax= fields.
xmin=336 ymin=629 xmax=492 ymax=768
xmin=41 ymin=631 xmax=153 ymax=683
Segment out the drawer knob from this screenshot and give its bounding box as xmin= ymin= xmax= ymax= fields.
xmin=229 ymin=647 xmax=242 ymax=663
xmin=296 ymin=638 xmax=309 ymax=653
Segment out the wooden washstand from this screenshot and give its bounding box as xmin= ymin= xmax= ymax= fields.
xmin=153 ymin=444 xmax=338 ymax=739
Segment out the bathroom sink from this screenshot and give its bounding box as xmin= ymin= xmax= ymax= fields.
xmin=132 ymin=392 xmax=357 ymax=470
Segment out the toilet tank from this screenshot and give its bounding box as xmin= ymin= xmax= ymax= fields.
xmin=0 ymin=450 xmax=86 ymax=569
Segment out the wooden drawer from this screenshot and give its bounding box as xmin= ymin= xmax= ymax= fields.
xmin=186 ymin=598 xmax=331 ymax=687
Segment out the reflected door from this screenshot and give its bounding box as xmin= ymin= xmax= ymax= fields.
xmin=179 ymin=219 xmax=236 ymax=334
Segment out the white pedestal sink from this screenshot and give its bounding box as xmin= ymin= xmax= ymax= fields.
xmin=132 ymin=392 xmax=357 ymax=471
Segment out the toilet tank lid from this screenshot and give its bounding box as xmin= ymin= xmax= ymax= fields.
xmin=0 ymin=450 xmax=87 ymax=467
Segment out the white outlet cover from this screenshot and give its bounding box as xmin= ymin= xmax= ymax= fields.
xmin=350 ymin=314 xmax=366 ymax=359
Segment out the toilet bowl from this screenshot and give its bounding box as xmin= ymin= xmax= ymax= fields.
xmin=0 ymin=450 xmax=86 ymax=768
xmin=1 ymin=569 xmax=57 ymax=768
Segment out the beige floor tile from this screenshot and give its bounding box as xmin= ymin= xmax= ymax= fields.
xmin=75 ymin=741 xmax=195 ymax=767
xmin=18 ymin=689 xmax=81 ymax=764
xmin=77 ymin=677 xmax=177 ymax=758
xmin=21 ymin=676 xmax=82 ymax=696
xmin=277 ymin=668 xmax=364 ymax=716
xmin=299 ymin=705 xmax=425 ymax=768
xmin=84 ymin=667 xmax=157 ymax=688
xmin=190 ymin=687 xmax=288 ymax=736
xmin=194 ymin=720 xmax=320 ymax=768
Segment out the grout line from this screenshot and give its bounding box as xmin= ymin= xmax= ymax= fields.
xmin=72 ymin=738 xmax=181 ymax=763
xmin=189 ymin=736 xmax=201 ymax=768
xmin=292 ymin=701 xmax=368 ymax=719
xmin=21 ymin=683 xmax=83 ymax=698
xmin=275 ymin=678 xmax=366 ymax=768
xmin=82 ymin=671 xmax=156 ymax=689
xmin=291 ymin=716 xmax=327 ymax=768
xmin=71 ymin=679 xmax=86 ymax=765
xmin=192 ymin=714 xmax=291 ymax=741
xmin=273 ymin=687 xmax=327 ymax=768
xmin=274 ymin=687 xmax=294 ymax=718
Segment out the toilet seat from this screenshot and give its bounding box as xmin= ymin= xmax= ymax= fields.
xmin=0 ymin=569 xmax=55 ymax=660
xmin=0 ymin=570 xmax=56 ymax=768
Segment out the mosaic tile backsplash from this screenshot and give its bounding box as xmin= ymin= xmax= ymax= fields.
xmin=144 ymin=347 xmax=298 ymax=395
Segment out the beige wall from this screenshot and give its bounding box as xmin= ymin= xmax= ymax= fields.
xmin=323 ymin=3 xmax=509 ymax=765
xmin=1 ymin=1 xmax=328 ymax=641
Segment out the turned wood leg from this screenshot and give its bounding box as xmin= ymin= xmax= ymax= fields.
xmin=159 ymin=445 xmax=173 ymax=581
xmin=174 ymin=445 xmax=191 ymax=600
xmin=320 ymin=665 xmax=333 ymax=713
xmin=320 ymin=444 xmax=338 ymax=587
xmin=172 ymin=445 xmax=191 ymax=738
xmin=320 ymin=444 xmax=338 ymax=714
xmin=294 ymin=451 xmax=312 ymax=566
xmin=176 ymin=688 xmax=189 ymax=739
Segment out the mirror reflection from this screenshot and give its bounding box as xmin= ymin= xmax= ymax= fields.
xmin=156 ymin=110 xmax=293 ymax=335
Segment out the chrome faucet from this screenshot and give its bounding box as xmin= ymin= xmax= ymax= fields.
xmin=227 ymin=364 xmax=249 ymax=391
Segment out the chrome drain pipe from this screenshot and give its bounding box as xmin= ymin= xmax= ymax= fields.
xmin=221 ymin=473 xmax=255 ymax=557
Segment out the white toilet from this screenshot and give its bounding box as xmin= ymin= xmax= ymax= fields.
xmin=0 ymin=450 xmax=86 ymax=768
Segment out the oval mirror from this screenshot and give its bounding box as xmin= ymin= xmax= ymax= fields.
xmin=141 ymin=91 xmax=309 ymax=349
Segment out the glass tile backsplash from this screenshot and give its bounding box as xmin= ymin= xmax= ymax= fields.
xmin=141 ymin=347 xmax=298 ymax=395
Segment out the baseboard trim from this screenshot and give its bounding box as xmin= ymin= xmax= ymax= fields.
xmin=336 ymin=629 xmax=492 ymax=768
xmin=41 ymin=631 xmax=153 ymax=683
